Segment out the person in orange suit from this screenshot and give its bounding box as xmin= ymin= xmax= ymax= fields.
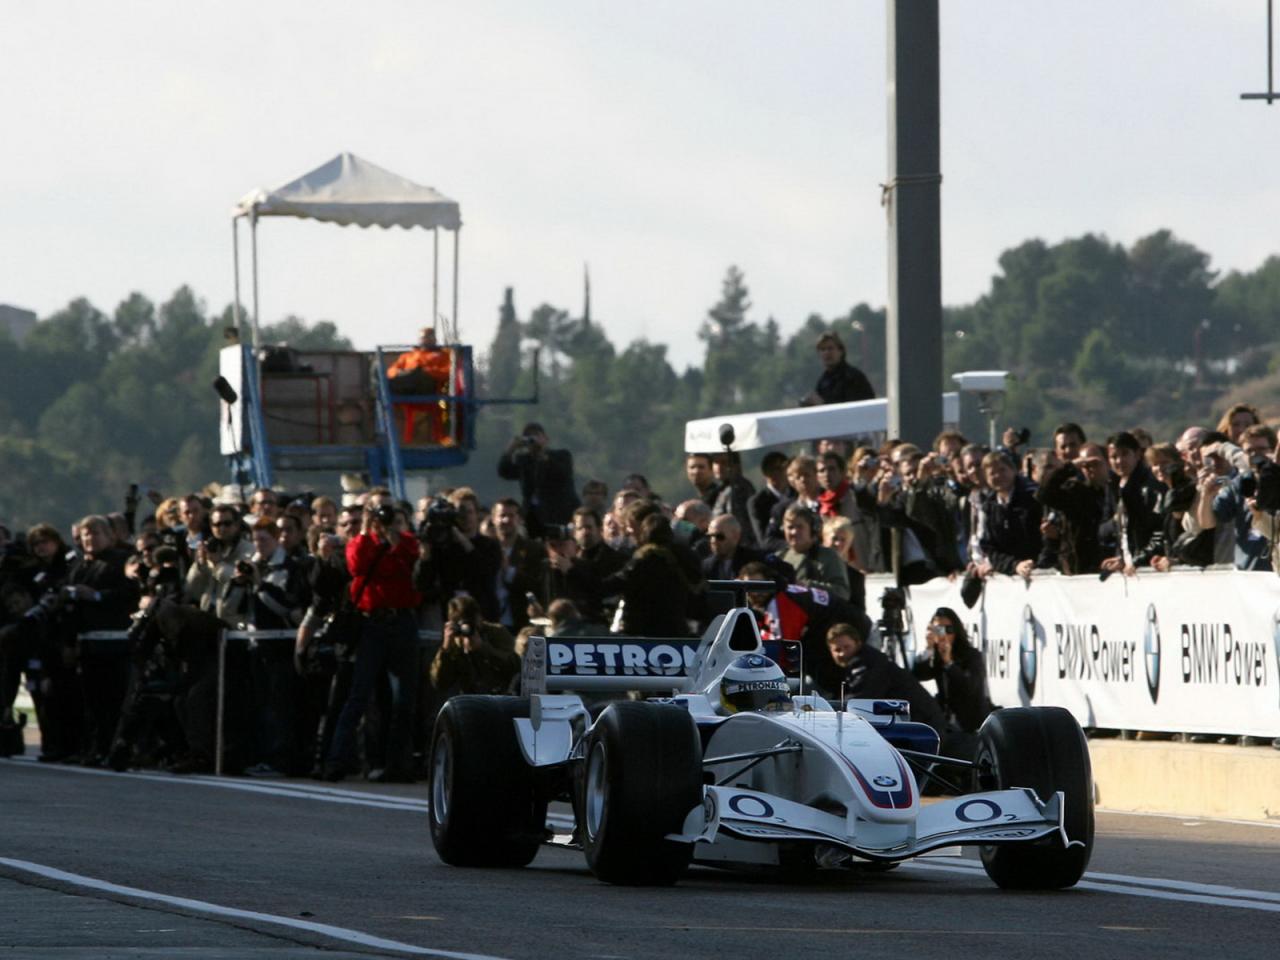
xmin=387 ymin=326 xmax=455 ymax=445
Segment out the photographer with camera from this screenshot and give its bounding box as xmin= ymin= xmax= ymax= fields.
xmin=821 ymin=621 xmax=945 ymax=736
xmin=546 ymin=506 xmax=627 ymax=624
xmin=0 ymin=524 xmax=71 ymax=757
xmin=873 ymin=444 xmax=963 ymax=586
xmin=185 ymin=504 xmax=254 ymax=620
xmin=323 ymin=497 xmax=421 ymax=783
xmin=1195 ymin=425 xmax=1278 ymax=572
xmin=496 ymin=422 xmax=579 ymax=539
xmin=912 ymin=607 xmax=996 ymax=758
xmin=61 ymin=515 xmax=140 ymax=766
xmin=1144 ymin=444 xmax=1199 ymax=572
xmin=293 ymin=504 xmax=362 ymax=777
xmin=412 ymin=488 xmax=502 ymax=622
xmin=429 ymin=595 xmax=519 ymax=698
xmin=104 ymin=551 xmax=194 ymax=772
xmin=1031 ymin=438 xmax=1109 ymax=576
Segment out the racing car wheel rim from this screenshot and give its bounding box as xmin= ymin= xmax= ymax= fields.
xmin=431 ymin=735 xmax=451 ymax=825
xmin=585 ymin=741 xmax=608 ymax=842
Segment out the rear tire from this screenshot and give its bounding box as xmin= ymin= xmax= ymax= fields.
xmin=429 ymin=696 xmax=546 ymax=868
xmin=581 ymin=701 xmax=702 ymax=885
xmin=975 ymin=706 xmax=1093 ymax=889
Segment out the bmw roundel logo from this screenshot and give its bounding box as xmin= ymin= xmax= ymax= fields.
xmin=1144 ymin=603 xmax=1161 ymax=705
xmin=743 ymin=654 xmax=767 ymax=668
xmin=872 ymin=775 xmax=898 ymax=788
xmin=1020 ymin=605 xmax=1037 ymax=698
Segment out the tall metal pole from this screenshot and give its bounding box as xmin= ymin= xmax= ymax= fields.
xmin=885 ymin=0 xmax=943 ymax=444
xmin=231 ymin=218 xmax=243 ymax=338
xmin=452 ymin=225 xmax=461 ymax=342
xmin=250 ymin=213 xmax=262 ymax=349
xmin=432 ymin=226 xmax=440 ymax=326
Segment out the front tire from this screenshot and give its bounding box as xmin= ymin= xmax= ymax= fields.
xmin=974 ymin=706 xmax=1094 ymax=889
xmin=429 ymin=696 xmax=545 ymax=868
xmin=581 ymin=701 xmax=702 ymax=886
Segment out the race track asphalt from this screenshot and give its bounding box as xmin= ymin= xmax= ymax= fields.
xmin=1 ymin=755 xmax=1278 ymax=960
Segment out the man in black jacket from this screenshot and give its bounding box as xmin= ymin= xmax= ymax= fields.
xmin=1030 ymin=445 xmax=1109 ymax=576
xmin=64 ymin=515 xmax=139 ymax=765
xmin=1101 ymin=431 xmax=1165 ymax=576
xmin=821 ymin=620 xmax=945 ymax=735
xmin=701 ymin=515 xmax=764 ymax=582
xmin=496 ymin=422 xmax=579 ymax=538
xmin=414 ymin=488 xmax=502 ymax=622
xmin=748 ymin=452 xmax=792 ymax=546
xmin=975 ymin=451 xmax=1042 ymax=577
xmin=801 ymin=331 xmax=874 ymax=406
xmin=547 ymin=507 xmax=626 ymax=623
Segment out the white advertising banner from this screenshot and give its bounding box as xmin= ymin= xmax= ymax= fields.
xmin=863 ymin=570 xmax=1280 ymax=738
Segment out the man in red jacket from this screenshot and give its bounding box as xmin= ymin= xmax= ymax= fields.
xmin=323 ymin=497 xmax=422 ymax=782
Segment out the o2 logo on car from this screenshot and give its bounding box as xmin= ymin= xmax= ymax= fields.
xmin=727 ymin=794 xmax=776 ymax=820
xmin=955 ymin=799 xmax=1003 ymax=823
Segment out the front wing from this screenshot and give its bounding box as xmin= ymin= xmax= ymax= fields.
xmin=668 ymin=785 xmax=1078 ymax=862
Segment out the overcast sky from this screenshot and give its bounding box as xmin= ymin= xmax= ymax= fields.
xmin=1 ymin=1 xmax=1274 ymax=368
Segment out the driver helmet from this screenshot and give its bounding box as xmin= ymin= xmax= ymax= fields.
xmin=719 ymin=654 xmax=792 ymax=714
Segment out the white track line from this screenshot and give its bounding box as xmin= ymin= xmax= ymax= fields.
xmin=905 ymin=861 xmax=1280 ymax=912
xmin=9 ymin=757 xmax=1280 ymax=910
xmin=4 ymin=758 xmax=425 ymax=811
xmin=0 ymin=857 xmax=508 ymax=959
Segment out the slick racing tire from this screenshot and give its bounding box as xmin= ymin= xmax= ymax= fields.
xmin=974 ymin=706 xmax=1094 ymax=890
xmin=581 ymin=701 xmax=703 ymax=886
xmin=429 ymin=696 xmax=546 ymax=868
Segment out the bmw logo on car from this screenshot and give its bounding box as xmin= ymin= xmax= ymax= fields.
xmin=872 ymin=775 xmax=898 ymax=788
xmin=1144 ymin=603 xmax=1161 ymax=705
xmin=1019 ymin=605 xmax=1037 ymax=699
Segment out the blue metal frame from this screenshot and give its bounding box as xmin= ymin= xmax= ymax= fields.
xmin=233 ymin=344 xmax=495 ymax=497
xmin=372 ymin=345 xmax=408 ymax=501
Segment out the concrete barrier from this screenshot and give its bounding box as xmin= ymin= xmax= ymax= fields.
xmin=1091 ymin=739 xmax=1280 ymax=823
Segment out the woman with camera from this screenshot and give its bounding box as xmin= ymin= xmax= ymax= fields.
xmin=912 ymin=607 xmax=995 ymax=758
xmin=323 ymin=498 xmax=421 ymax=783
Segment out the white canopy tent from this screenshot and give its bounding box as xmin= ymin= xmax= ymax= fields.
xmin=684 ymin=393 xmax=960 ymax=453
xmin=230 ymin=153 xmax=463 ymax=346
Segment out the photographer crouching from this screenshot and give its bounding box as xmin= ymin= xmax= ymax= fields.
xmin=323 ymin=498 xmax=421 ymax=783
xmin=429 ymin=595 xmax=519 ymax=697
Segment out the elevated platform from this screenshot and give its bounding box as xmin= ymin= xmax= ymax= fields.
xmin=219 ymin=342 xmax=477 ymax=497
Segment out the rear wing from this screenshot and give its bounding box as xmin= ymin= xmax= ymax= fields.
xmin=521 ymin=636 xmax=701 ymax=695
xmin=521 ymin=592 xmax=797 ymax=696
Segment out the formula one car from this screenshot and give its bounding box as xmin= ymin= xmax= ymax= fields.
xmin=428 ymin=583 xmax=1093 ymax=889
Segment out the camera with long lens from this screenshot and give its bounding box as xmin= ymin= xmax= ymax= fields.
xmin=418 ymin=496 xmax=459 ymax=545
xmin=1242 ymin=456 xmax=1280 ymax=512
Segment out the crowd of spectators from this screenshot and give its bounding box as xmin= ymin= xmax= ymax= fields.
xmin=2 ymin=328 xmax=1278 ymax=773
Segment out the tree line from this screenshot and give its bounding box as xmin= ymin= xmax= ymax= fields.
xmin=2 ymin=229 xmax=1277 ymax=530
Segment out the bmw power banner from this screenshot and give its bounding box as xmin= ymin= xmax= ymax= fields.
xmin=872 ymin=570 xmax=1280 ymax=738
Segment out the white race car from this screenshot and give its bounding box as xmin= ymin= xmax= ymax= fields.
xmin=428 ymin=587 xmax=1093 ymax=889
